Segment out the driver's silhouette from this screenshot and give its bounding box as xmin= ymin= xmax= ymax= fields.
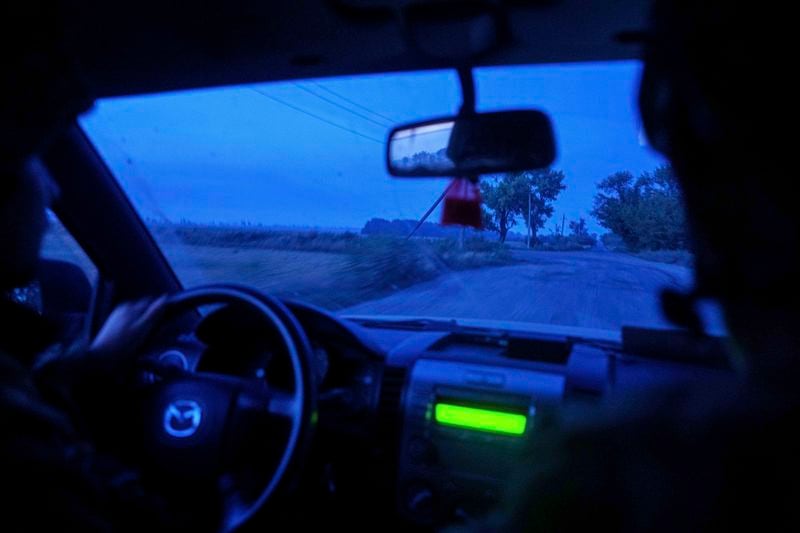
xmin=1 ymin=7 xmax=221 ymax=529
xmin=485 ymin=2 xmax=800 ymax=531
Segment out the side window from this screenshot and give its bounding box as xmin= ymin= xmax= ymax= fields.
xmin=40 ymin=211 xmax=98 ymax=288
xmin=22 ymin=211 xmax=98 ymax=344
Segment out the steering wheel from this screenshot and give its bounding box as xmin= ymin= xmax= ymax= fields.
xmin=138 ymin=285 xmax=317 ymax=532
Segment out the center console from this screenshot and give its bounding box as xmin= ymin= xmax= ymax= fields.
xmin=386 ymin=329 xmax=612 ymax=526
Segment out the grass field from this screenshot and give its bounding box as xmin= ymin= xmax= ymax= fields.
xmin=39 ymin=223 xmax=513 ymax=310
xmin=156 ymin=226 xmax=516 ymax=309
xmin=161 ymin=244 xmax=354 ymax=307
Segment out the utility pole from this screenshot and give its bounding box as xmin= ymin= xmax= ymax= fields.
xmin=407 ymin=180 xmax=456 ymax=239
xmin=527 ymin=189 xmax=532 ymax=248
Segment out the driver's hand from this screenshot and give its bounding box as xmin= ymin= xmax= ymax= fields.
xmin=89 ymin=296 xmax=168 ymax=369
xmin=33 ymin=296 xmax=168 ymax=426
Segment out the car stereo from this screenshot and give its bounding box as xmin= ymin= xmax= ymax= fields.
xmin=397 ymin=358 xmax=565 ymax=525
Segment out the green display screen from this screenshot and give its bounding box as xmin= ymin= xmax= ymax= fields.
xmin=434 ymin=403 xmax=527 ymax=436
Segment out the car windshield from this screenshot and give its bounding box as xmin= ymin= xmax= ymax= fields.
xmin=80 ymin=61 xmax=697 ymax=334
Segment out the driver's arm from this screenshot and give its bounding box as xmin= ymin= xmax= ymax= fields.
xmin=38 ymin=296 xmax=166 ymax=372
xmin=34 ymin=297 xmax=166 ymax=396
xmin=2 ymin=296 xmax=223 ymax=532
xmin=32 ymin=297 xmax=167 ymax=444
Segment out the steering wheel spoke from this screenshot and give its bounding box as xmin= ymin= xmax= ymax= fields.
xmin=232 ymin=379 xmax=300 ymax=420
xmin=267 ymin=390 xmax=300 ymax=419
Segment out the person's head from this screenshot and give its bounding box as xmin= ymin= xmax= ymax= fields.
xmin=1 ymin=3 xmax=92 ymax=292
xmin=638 ymin=1 xmax=799 ymax=377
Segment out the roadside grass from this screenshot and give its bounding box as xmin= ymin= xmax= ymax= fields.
xmin=153 ymin=224 xmax=362 ymax=253
xmin=630 ymin=249 xmax=694 ymax=268
xmin=598 ymin=232 xmax=692 ymax=267
xmin=500 ymin=236 xmax=597 ymax=252
xmin=148 ymin=223 xmax=516 ymax=309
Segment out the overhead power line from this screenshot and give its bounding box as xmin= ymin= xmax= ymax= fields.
xmin=250 ymin=87 xmax=383 ymax=145
xmin=294 ymin=83 xmax=393 ymax=129
xmin=311 ymin=81 xmax=399 ymax=125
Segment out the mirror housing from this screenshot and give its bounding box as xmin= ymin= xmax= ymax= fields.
xmin=387 ymin=110 xmax=556 ymax=178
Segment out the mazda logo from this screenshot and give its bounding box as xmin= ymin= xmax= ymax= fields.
xmin=164 ymin=399 xmax=203 ymax=438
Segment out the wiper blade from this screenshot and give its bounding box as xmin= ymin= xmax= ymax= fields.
xmin=349 ymin=317 xmax=513 ymax=338
xmin=347 ymin=315 xmax=620 ymax=347
xmin=349 ymin=317 xmax=460 ymax=331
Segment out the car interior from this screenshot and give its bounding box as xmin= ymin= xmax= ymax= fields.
xmin=8 ymin=0 xmax=738 ymax=531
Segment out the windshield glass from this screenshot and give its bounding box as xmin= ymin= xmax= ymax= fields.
xmin=80 ymin=61 xmax=695 ymax=333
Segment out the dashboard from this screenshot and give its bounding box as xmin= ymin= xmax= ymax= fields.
xmin=348 ymin=310 xmax=730 ymax=528
xmin=145 ymin=299 xmax=731 ymax=530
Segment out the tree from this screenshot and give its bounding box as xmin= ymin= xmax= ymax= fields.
xmin=481 ymin=169 xmax=566 ymax=244
xmin=394 ymin=149 xmax=451 ymax=172
xmin=521 ymin=170 xmax=567 ymax=246
xmin=569 ymin=218 xmax=589 ymax=238
xmin=591 ymin=165 xmax=687 ymax=251
xmin=480 ymin=173 xmax=528 ymax=243
xmin=481 ymin=207 xmax=499 ymax=233
xmin=567 ymin=217 xmax=596 ymax=247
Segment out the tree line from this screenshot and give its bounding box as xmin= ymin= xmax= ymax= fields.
xmin=480 ymin=164 xmax=687 ymax=251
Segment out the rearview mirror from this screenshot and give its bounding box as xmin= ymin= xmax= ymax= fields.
xmin=387 ymin=110 xmax=556 ymax=177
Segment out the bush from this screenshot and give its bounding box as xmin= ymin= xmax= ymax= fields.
xmin=535 ymin=234 xmax=596 ymax=251
xmin=345 ymin=237 xmax=514 ymax=293
xmin=633 ymin=250 xmax=694 ymax=268
xmin=601 ymin=233 xmax=627 ymax=251
xmin=346 ymin=238 xmax=441 ymax=293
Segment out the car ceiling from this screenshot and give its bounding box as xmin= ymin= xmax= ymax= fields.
xmin=62 ymin=0 xmax=650 ymax=98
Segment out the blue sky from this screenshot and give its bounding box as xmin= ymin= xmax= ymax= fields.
xmin=80 ymin=60 xmax=666 ymax=235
